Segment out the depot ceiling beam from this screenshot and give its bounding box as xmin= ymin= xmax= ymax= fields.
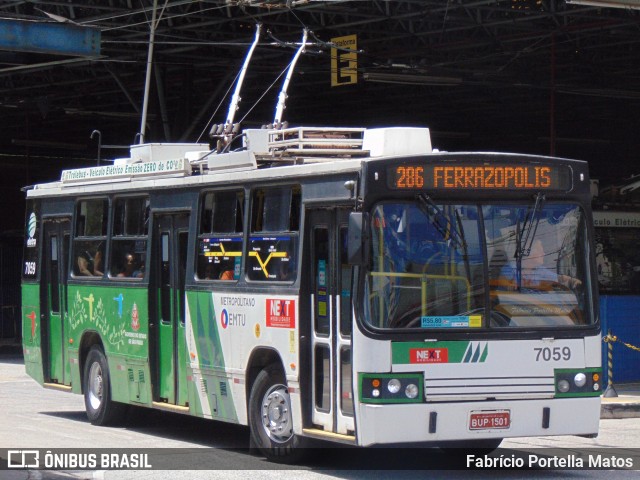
xmin=0 ymin=18 xmax=100 ymax=57
xmin=566 ymin=0 xmax=640 ymax=9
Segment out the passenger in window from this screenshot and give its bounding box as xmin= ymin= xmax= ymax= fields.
xmin=277 ymin=250 xmax=295 ymax=281
xmin=117 ymin=253 xmax=143 ymax=278
xmin=499 ymin=240 xmax=581 ymax=291
xmin=219 ymin=269 xmax=235 ymax=281
xmin=217 ymin=259 xmax=237 ymax=280
xmin=93 ymin=250 xmax=104 ymax=276
xmin=200 ymin=262 xmax=225 ymax=280
xmin=201 ymin=262 xmax=213 ymax=280
xmin=77 ymin=255 xmax=93 ymax=276
xmin=77 ymin=249 xmax=103 ymax=276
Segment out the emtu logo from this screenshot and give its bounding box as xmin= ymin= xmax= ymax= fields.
xmin=220 ymin=309 xmax=229 ymax=329
xmin=26 ymin=213 xmax=37 ymax=247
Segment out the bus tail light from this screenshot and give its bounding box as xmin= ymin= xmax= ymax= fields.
xmin=359 ymin=373 xmax=423 ymax=404
xmin=554 ymin=368 xmax=602 ymax=397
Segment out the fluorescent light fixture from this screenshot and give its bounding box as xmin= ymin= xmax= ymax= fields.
xmin=363 ymin=72 xmax=462 ymax=86
xmin=12 ymin=139 xmax=87 ymax=150
xmin=64 ymin=108 xmax=154 ymax=119
xmin=565 ymin=0 xmax=640 ymax=9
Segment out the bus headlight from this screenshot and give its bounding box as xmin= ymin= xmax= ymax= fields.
xmin=554 ymin=368 xmax=602 ymax=397
xmin=387 ymin=379 xmax=401 ymax=394
xmin=405 ymin=383 xmax=419 ymax=399
xmin=557 ymin=379 xmax=570 ymax=393
xmin=359 ymin=373 xmax=423 ymax=403
xmin=574 ymin=373 xmax=587 ymax=388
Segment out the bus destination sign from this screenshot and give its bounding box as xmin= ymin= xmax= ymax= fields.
xmin=388 ymin=164 xmax=572 ymax=191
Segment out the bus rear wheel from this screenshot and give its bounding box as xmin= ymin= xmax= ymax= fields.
xmin=249 ymin=364 xmax=308 ymax=463
xmin=83 ymin=346 xmax=126 ymax=426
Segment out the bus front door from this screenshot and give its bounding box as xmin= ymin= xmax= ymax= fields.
xmin=307 ymin=208 xmax=354 ymax=436
xmin=42 ymin=218 xmax=71 ymax=385
xmin=151 ymin=213 xmax=189 ymax=406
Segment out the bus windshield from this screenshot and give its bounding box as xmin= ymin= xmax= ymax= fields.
xmin=365 ymin=200 xmax=592 ymax=330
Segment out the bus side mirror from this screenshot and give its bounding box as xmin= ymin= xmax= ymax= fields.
xmin=348 ymin=212 xmax=369 ymax=265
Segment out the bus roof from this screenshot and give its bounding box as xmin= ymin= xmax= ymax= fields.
xmin=27 ymin=126 xmax=432 ymax=198
xmin=25 ymin=125 xmax=587 ymax=199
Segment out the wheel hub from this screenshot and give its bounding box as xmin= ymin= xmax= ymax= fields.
xmin=88 ymin=362 xmax=103 ymax=410
xmin=261 ymin=385 xmax=293 ymax=443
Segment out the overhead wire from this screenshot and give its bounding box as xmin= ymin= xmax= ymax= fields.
xmin=76 ymin=0 xmax=353 ymax=138
xmin=88 ymin=3 xmax=229 ymax=32
xmin=79 ymin=0 xmax=198 ymax=25
xmin=236 ymin=58 xmax=293 ymax=126
xmin=196 ymin=69 xmax=242 ymax=143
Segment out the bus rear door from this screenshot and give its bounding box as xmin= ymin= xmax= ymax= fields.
xmin=151 ymin=212 xmax=189 ymax=406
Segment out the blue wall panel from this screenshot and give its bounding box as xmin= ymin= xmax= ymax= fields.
xmin=600 ymin=295 xmax=640 ymax=385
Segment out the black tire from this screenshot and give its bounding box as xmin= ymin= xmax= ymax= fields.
xmin=248 ymin=364 xmax=308 ymax=463
xmin=83 ymin=346 xmax=127 ymax=426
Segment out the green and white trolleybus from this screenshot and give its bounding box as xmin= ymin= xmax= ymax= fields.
xmin=21 ymin=125 xmax=602 ymax=461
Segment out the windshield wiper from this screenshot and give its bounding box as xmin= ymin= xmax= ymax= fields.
xmin=455 ymin=208 xmax=471 ymax=282
xmin=514 ymin=192 xmax=545 ymax=289
xmin=518 ymin=192 xmax=545 ymax=258
xmin=416 ymin=194 xmax=465 ymax=250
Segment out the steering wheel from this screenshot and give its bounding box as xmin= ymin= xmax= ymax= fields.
xmin=388 ymin=308 xmax=423 ymax=328
xmin=421 ymin=251 xmax=442 ymax=273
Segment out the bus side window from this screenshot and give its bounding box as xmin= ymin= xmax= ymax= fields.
xmin=246 ymin=186 xmax=300 ymax=282
xmin=109 ymin=197 xmax=149 ymax=279
xmin=72 ymin=199 xmax=107 ymax=278
xmin=196 ymin=190 xmax=244 ymax=281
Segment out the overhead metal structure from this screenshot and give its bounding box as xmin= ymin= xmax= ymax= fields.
xmin=0 ymin=0 xmax=638 ymax=187
xmin=0 ymin=17 xmax=100 ymax=57
xmin=566 ymin=0 xmax=640 ymax=9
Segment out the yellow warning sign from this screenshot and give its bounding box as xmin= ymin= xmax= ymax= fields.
xmin=331 ymin=34 xmax=357 ymax=87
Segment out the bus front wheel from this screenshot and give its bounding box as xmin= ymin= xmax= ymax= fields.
xmin=249 ymin=364 xmax=308 ymax=463
xmin=83 ymin=346 xmax=126 ymax=426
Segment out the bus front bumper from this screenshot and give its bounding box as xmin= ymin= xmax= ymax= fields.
xmin=356 ymin=397 xmax=601 ymax=446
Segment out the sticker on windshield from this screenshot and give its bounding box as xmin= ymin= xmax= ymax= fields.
xmin=421 ymin=315 xmax=482 ymax=328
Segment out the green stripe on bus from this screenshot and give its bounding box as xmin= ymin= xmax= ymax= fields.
xmin=392 ymin=341 xmax=490 ymax=364
xmin=187 ymin=291 xmax=238 ymax=422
